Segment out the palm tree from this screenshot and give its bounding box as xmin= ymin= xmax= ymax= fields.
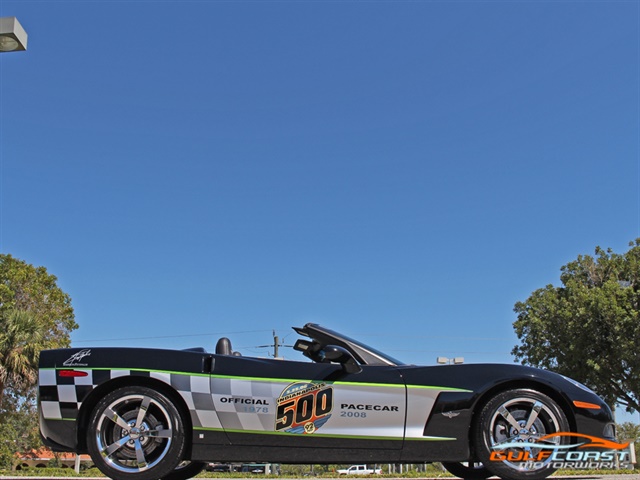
xmin=0 ymin=310 xmax=44 ymax=405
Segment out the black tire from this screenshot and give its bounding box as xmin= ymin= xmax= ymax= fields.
xmin=473 ymin=388 xmax=570 ymax=480
xmin=441 ymin=462 xmax=492 ymax=479
xmin=162 ymin=461 xmax=207 ymax=480
xmin=86 ymin=386 xmax=187 ymax=480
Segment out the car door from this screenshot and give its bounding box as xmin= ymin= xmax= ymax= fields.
xmin=209 ymin=355 xmax=406 ymax=450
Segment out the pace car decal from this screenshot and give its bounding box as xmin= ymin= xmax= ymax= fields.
xmin=40 ymin=368 xmax=468 ymax=442
xmin=275 ymin=382 xmax=333 ymax=434
xmin=341 ymin=403 xmax=399 ymax=412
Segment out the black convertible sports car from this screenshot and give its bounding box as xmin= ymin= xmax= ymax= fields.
xmin=38 ymin=323 xmax=614 ymax=480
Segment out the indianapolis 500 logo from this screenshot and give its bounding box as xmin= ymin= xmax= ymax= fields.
xmin=275 ymin=381 xmax=333 ymax=434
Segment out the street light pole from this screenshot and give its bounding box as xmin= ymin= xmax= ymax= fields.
xmin=0 ymin=17 xmax=28 ymax=52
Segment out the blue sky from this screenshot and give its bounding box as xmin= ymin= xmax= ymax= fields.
xmin=0 ymin=1 xmax=638 ymax=420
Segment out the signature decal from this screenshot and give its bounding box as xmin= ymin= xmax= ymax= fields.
xmin=62 ymin=349 xmax=92 ymax=367
xmin=275 ymin=381 xmax=333 ymax=434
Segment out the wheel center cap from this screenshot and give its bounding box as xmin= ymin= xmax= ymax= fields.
xmin=129 ymin=427 xmax=142 ymax=440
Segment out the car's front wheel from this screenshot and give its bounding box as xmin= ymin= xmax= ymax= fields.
xmin=473 ymin=388 xmax=570 ymax=480
xmin=86 ymin=386 xmax=187 ymax=480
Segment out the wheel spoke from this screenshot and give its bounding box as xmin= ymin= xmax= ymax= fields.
xmin=524 ymin=401 xmax=543 ymax=431
xmin=102 ymin=408 xmax=131 ymax=430
xmin=102 ymin=435 xmax=131 ymax=457
xmin=491 ymin=438 xmax=518 ymax=449
xmin=133 ymin=438 xmax=149 ymax=471
xmin=135 ymin=396 xmax=152 ymax=428
xmin=536 ymin=435 xmax=561 ymax=446
xmin=498 ymin=406 xmax=522 ymax=432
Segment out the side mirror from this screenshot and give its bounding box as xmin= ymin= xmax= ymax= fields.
xmin=321 ymin=345 xmax=362 ymax=374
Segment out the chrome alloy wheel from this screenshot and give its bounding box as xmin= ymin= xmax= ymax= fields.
xmin=94 ymin=394 xmax=174 ymax=473
xmin=488 ymin=397 xmax=563 ymax=471
xmin=473 ymin=389 xmax=570 ymax=480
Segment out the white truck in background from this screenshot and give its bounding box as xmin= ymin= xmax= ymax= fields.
xmin=337 ymin=465 xmax=383 ymax=475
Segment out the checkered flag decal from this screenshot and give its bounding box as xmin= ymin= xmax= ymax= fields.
xmin=39 ymin=369 xmax=224 ymax=429
xmin=211 ymin=377 xmax=282 ymax=431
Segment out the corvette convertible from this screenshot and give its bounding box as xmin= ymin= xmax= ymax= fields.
xmin=38 ymin=323 xmax=614 ymax=480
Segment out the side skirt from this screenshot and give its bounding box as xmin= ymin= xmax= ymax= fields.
xmin=191 ymin=444 xmax=402 ymax=463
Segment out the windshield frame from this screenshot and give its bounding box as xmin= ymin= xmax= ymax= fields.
xmin=294 ymin=323 xmax=405 ymax=366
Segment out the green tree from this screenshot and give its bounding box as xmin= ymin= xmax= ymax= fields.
xmin=0 ymin=255 xmax=77 ymax=467
xmin=0 ymin=254 xmax=77 ymax=403
xmin=0 ymin=310 xmax=45 ymax=404
xmin=512 ymin=240 xmax=640 ymax=412
xmin=0 ymin=254 xmax=77 ymax=347
xmin=617 ymin=422 xmax=639 ymax=466
xmin=0 ymin=381 xmax=41 ymax=470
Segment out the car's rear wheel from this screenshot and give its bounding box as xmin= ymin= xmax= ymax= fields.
xmin=87 ymin=386 xmax=187 ymax=480
xmin=441 ymin=461 xmax=492 ymax=479
xmin=473 ymin=388 xmax=569 ymax=480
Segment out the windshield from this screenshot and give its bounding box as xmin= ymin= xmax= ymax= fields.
xmin=296 ymin=323 xmax=405 ymax=366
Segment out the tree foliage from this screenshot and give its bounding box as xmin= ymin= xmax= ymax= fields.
xmin=0 ymin=381 xmax=41 ymax=470
xmin=513 ymin=240 xmax=640 ymax=412
xmin=0 ymin=255 xmax=77 ymax=405
xmin=617 ymin=421 xmax=640 ymax=466
xmin=0 ymin=310 xmax=44 ymax=402
xmin=0 ymin=254 xmax=78 ymax=464
xmin=0 ymin=254 xmax=77 ymax=347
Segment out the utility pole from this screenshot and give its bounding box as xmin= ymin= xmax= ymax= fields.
xmin=256 ymin=330 xmax=291 ymax=359
xmin=273 ymin=331 xmax=279 ymax=358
